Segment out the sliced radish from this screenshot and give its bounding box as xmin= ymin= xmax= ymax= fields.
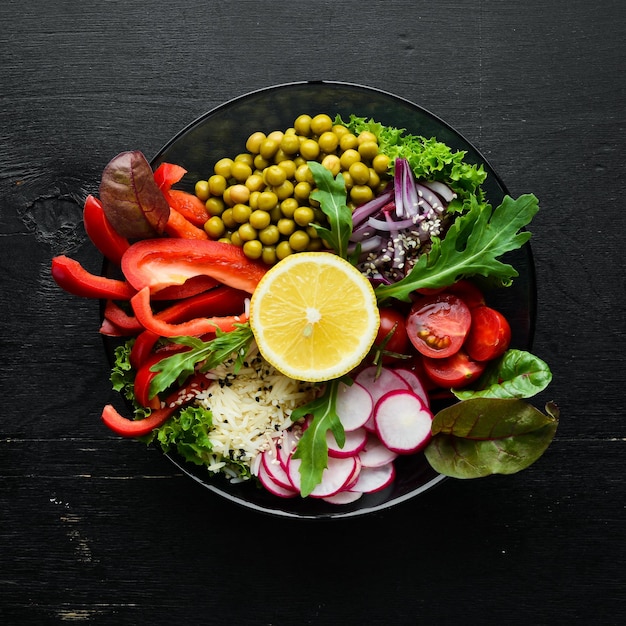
xmin=349 ymin=462 xmax=395 ymax=494
xmin=344 ymin=455 xmax=362 ymax=490
xmin=374 ymin=390 xmax=433 ymax=454
xmin=335 ymin=381 xmax=373 ymax=431
xmin=358 ymin=433 xmax=399 ymax=468
xmin=322 ymin=490 xmax=364 ymax=505
xmin=287 ymin=455 xmax=358 ymax=498
xmin=261 ymin=448 xmax=293 ymax=490
xmin=326 ymin=427 xmax=368 ymax=458
xmin=394 ymin=368 xmax=430 ymax=406
xmin=355 ymin=366 xmax=410 ymax=431
xmin=277 ymin=428 xmax=299 ymax=470
xmin=257 ymin=459 xmax=298 ymax=498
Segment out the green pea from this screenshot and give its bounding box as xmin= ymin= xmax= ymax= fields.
xmin=293 ymin=206 xmax=314 ymax=227
xmin=204 ymin=216 xmax=225 ymax=239
xmin=289 ymin=230 xmax=310 ymax=251
xmin=259 ymin=224 xmax=280 ymax=245
xmin=238 ymin=222 xmax=258 ymax=241
xmin=249 ymin=209 xmax=271 ymax=230
xmin=262 ymin=246 xmax=277 ymax=265
xmin=232 ymin=203 xmax=252 ymax=224
xmin=243 ymin=239 xmax=263 ymax=259
xmin=195 ymin=180 xmax=210 ymax=202
xmin=277 ymin=218 xmax=296 ymax=236
xmin=276 ymin=240 xmax=293 ymax=260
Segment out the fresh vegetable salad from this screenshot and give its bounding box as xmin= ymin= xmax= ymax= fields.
xmin=52 ymin=112 xmax=558 ymax=504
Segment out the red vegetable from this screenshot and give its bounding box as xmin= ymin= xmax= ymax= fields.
xmin=166 ymin=189 xmax=211 ymax=227
xmin=51 ymin=256 xmax=136 ymax=300
xmin=121 ymin=238 xmax=267 ymax=295
xmin=153 ymin=162 xmax=187 ymax=191
xmin=130 ymin=330 xmax=161 ymax=369
xmin=130 ymin=287 xmax=247 ymax=337
xmin=151 ymin=275 xmax=218 ymax=301
xmin=164 ymin=206 xmax=209 ymax=240
xmin=156 ymin=285 xmax=249 ymax=323
xmin=422 ymin=350 xmax=486 ymax=388
xmin=464 ymin=306 xmax=511 ymax=362
xmin=102 ymin=300 xmax=143 ymax=334
xmin=374 ymin=307 xmax=410 ymax=363
xmin=406 ymin=293 xmax=471 ymax=359
xmin=444 ymin=280 xmax=486 ymax=309
xmin=82 ymin=195 xmax=130 ymax=265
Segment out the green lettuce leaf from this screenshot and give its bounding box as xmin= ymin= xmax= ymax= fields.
xmin=425 ymin=398 xmax=559 ymax=478
xmin=453 ymin=349 xmax=553 ymax=400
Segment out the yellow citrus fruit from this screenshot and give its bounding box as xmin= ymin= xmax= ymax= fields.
xmin=249 ymin=252 xmax=380 ymax=382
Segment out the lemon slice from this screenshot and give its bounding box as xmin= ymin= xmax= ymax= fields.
xmin=249 ymin=252 xmax=380 ymax=382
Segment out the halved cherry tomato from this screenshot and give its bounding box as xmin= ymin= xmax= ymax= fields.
xmin=422 ymin=350 xmax=486 ymax=388
xmin=406 ymin=293 xmax=471 ymax=358
xmin=444 ymin=280 xmax=486 ymax=309
xmin=464 ymin=306 xmax=511 ymax=362
xmin=374 ymin=307 xmax=410 ymax=363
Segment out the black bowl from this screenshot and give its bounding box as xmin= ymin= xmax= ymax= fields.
xmin=105 ymin=81 xmax=536 ymax=519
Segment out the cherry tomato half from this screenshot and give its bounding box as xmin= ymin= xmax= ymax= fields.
xmin=375 ymin=307 xmax=410 ymax=363
xmin=464 ymin=305 xmax=512 ymax=362
xmin=422 ymin=350 xmax=486 ymax=388
xmin=406 ymin=293 xmax=471 ymax=358
xmin=444 ymin=280 xmax=486 ymax=309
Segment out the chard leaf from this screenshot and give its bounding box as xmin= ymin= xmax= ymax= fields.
xmin=99 ymin=150 xmax=170 ymax=238
xmin=375 ymin=194 xmax=539 ymax=303
xmin=149 ymin=324 xmax=254 ymax=397
xmin=308 ymin=161 xmax=353 ymax=259
xmin=453 ymin=349 xmax=553 ymax=400
xmin=291 ymin=379 xmax=346 ymax=497
xmin=424 ymin=398 xmax=559 ymax=478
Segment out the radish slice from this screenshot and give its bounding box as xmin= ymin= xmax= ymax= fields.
xmin=359 ymin=433 xmax=399 ymax=468
xmin=322 ymin=490 xmax=364 ymax=505
xmin=277 ymin=428 xmax=299 ymax=470
xmin=355 ymin=366 xmax=410 ymax=431
xmin=393 ymin=368 xmax=430 ymax=405
xmin=327 ymin=427 xmax=368 ymax=458
xmin=349 ymin=462 xmax=396 ymax=494
xmin=257 ymin=459 xmax=298 ymax=498
xmin=335 ymin=381 xmax=373 ymax=431
xmin=261 ymin=448 xmax=293 ymax=490
xmin=374 ymin=390 xmax=433 ymax=454
xmin=287 ymin=455 xmax=358 ymax=498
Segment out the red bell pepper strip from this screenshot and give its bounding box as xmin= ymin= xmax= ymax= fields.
xmin=166 ymin=189 xmax=211 ymax=227
xmin=51 ymin=256 xmax=136 ymax=300
xmin=130 ymin=330 xmax=161 ymax=369
xmin=82 ymin=195 xmax=130 ymax=265
xmin=102 ymin=300 xmax=143 ymax=334
xmin=134 ymin=354 xmax=168 ymax=408
xmin=151 ymin=275 xmax=218 ymax=301
xmin=101 ymin=372 xmax=212 ymax=437
xmin=153 ymin=162 xmax=186 ymax=191
xmin=131 ymin=287 xmax=247 ymax=338
xmin=99 ymin=317 xmax=127 ymax=337
xmin=164 ymin=207 xmax=209 ymax=240
xmin=121 ymin=238 xmax=267 ymax=295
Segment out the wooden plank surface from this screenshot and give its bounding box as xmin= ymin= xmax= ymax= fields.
xmin=1 ymin=0 xmax=625 ymax=623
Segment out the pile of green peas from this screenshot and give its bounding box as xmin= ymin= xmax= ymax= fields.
xmin=194 ymin=113 xmax=391 ymax=265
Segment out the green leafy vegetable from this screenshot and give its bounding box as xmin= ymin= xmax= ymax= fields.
xmin=337 ymin=114 xmax=487 ymax=210
xmin=290 ymin=379 xmax=346 ymax=497
xmin=308 ymin=161 xmax=353 ymax=259
xmin=149 ymin=323 xmax=254 ymax=397
xmin=375 ymin=194 xmax=539 ymax=303
xmin=453 ymin=349 xmax=553 ymax=400
xmin=110 ymin=340 xmax=151 ymax=419
xmin=425 ymin=398 xmax=559 ymax=478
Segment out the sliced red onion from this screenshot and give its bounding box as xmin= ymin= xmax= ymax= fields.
xmin=348 ymin=235 xmax=383 ymax=255
xmin=368 ymin=215 xmax=417 ymax=232
xmin=352 ymin=185 xmax=395 ymax=228
xmin=416 ymin=183 xmax=445 ymax=212
xmin=422 ymin=180 xmax=457 ymax=203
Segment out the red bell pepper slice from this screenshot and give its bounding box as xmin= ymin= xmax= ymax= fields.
xmin=99 ymin=317 xmax=127 ymax=337
xmin=134 ymin=354 xmax=169 ymax=408
xmin=166 ymin=189 xmax=211 ymax=227
xmin=102 ymin=300 xmax=143 ymax=334
xmin=130 ymin=330 xmax=161 ymax=369
xmin=151 ymin=275 xmax=218 ymax=300
xmin=121 ymin=238 xmax=267 ymax=295
xmin=51 ymin=256 xmax=136 ymax=300
xmin=131 ymin=287 xmax=246 ymax=338
xmin=153 ymin=162 xmax=186 ymax=191
xmin=82 ymin=195 xmax=130 ymax=265
xmin=101 ymin=372 xmax=212 ymax=437
xmin=164 ymin=206 xmax=209 ymax=240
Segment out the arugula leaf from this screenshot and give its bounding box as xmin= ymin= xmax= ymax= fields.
xmin=424 ymin=398 xmax=559 ymax=478
xmin=149 ymin=323 xmax=254 ymax=398
xmin=453 ymin=349 xmax=553 ymax=400
xmin=290 ymin=379 xmax=346 ymax=497
xmin=375 ymin=194 xmax=539 ymax=303
xmin=308 ymin=161 xmax=353 ymax=259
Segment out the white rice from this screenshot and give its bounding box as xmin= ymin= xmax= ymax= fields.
xmin=193 ymin=344 xmax=317 ymax=481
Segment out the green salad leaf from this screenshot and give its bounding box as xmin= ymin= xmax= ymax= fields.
xmin=290 ymin=379 xmax=346 ymax=497
xmin=149 ymin=323 xmax=254 ymax=398
xmin=308 ymin=161 xmax=353 ymax=259
xmin=425 ymin=398 xmax=559 ymax=478
xmin=453 ymin=349 xmax=553 ymax=400
xmin=337 ymin=114 xmax=487 ymax=210
xmin=375 ymin=193 xmax=539 ymax=303
xmin=110 ymin=339 xmax=151 ymax=420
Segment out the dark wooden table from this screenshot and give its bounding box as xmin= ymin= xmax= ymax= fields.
xmin=2 ymin=1 xmax=624 ymax=624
